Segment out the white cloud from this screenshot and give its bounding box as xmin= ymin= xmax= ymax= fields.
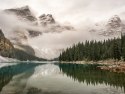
xmin=1 ymin=0 xmax=125 ymax=24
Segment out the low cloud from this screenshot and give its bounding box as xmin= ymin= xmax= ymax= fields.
xmin=0 ymin=10 xmax=116 ymax=59
xmin=1 ymin=0 xmax=125 ymax=24
xmin=0 ymin=0 xmax=124 ymax=59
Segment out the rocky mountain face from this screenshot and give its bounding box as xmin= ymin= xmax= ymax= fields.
xmin=5 ymin=5 xmax=37 ymax=22
xmin=38 ymin=14 xmax=74 ymax=33
xmin=4 ymin=6 xmax=42 ymax=58
xmin=90 ymin=15 xmax=125 ymax=36
xmin=2 ymin=6 xmax=75 ymax=60
xmin=107 ymin=15 xmax=122 ymax=28
xmin=5 ymin=6 xmax=74 ymax=33
xmin=0 ymin=29 xmax=14 ymax=58
xmin=0 ymin=29 xmax=45 ymax=61
xmin=5 ymin=6 xmax=42 ymax=38
xmin=39 ymin=14 xmax=55 ymax=26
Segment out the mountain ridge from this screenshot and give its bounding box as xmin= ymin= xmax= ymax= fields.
xmin=1 ymin=5 xmax=75 ymax=60
xmin=0 ymin=29 xmax=45 ymax=61
xmin=89 ymin=15 xmax=125 ymax=36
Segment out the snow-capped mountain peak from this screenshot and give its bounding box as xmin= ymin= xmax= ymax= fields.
xmin=39 ymin=14 xmax=55 ymax=26
xmin=90 ymin=15 xmax=125 ymax=36
xmin=5 ymin=5 xmax=37 ymax=22
xmin=1 ymin=6 xmax=76 ymax=60
xmin=107 ymin=15 xmax=122 ymax=28
xmin=19 ymin=5 xmax=29 ymax=10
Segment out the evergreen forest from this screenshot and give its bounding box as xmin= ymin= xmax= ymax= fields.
xmin=59 ymin=34 xmax=125 ymax=61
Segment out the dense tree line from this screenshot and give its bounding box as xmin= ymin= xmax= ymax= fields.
xmin=59 ymin=34 xmax=125 ymax=61
xmin=121 ymin=33 xmax=125 ymax=61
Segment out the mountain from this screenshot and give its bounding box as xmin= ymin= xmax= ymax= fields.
xmin=14 ymin=44 xmax=35 ymax=56
xmin=33 ymin=47 xmax=62 ymax=60
xmin=39 ymin=14 xmax=55 ymax=26
xmin=89 ymin=15 xmax=125 ymax=36
xmin=5 ymin=5 xmax=37 ymax=22
xmin=3 ymin=5 xmax=75 ymax=42
xmin=3 ymin=6 xmax=125 ymax=60
xmin=0 ymin=29 xmax=45 ymax=61
xmin=2 ymin=6 xmax=75 ymax=60
xmin=5 ymin=6 xmax=75 ymax=33
xmin=38 ymin=14 xmax=74 ymax=33
xmin=0 ymin=29 xmax=15 ymax=58
xmin=5 ymin=6 xmax=42 ymax=38
xmin=3 ymin=6 xmax=43 ymax=58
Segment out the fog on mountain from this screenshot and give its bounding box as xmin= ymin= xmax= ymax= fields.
xmin=0 ymin=5 xmax=124 ymax=60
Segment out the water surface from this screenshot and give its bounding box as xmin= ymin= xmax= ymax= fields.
xmin=0 ymin=62 xmax=125 ymax=94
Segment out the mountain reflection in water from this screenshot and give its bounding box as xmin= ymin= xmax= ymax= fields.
xmin=0 ymin=63 xmax=41 ymax=92
xmin=0 ymin=62 xmax=125 ymax=94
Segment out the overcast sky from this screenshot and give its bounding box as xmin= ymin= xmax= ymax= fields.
xmin=0 ymin=0 xmax=125 ymax=24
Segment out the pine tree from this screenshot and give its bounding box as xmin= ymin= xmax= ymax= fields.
xmin=59 ymin=36 xmax=124 ymax=62
xmin=113 ymin=39 xmax=121 ymax=61
xmin=121 ymin=33 xmax=125 ymax=61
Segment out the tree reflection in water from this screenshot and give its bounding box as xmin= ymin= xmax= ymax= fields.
xmin=58 ymin=63 xmax=125 ymax=92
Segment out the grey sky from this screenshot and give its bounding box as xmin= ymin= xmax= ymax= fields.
xmin=0 ymin=0 xmax=125 ymax=24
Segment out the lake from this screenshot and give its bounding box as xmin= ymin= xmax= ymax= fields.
xmin=0 ymin=62 xmax=125 ymax=94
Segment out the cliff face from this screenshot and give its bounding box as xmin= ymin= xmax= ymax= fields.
xmin=2 ymin=6 xmax=75 ymax=60
xmin=89 ymin=15 xmax=125 ymax=36
xmin=0 ymin=29 xmax=14 ymax=58
xmin=5 ymin=6 xmax=37 ymax=22
xmin=5 ymin=6 xmax=74 ymax=33
xmin=0 ymin=29 xmax=45 ymax=61
xmin=39 ymin=14 xmax=55 ymax=26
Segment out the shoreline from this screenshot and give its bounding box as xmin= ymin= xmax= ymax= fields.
xmin=60 ymin=60 xmax=125 ymax=73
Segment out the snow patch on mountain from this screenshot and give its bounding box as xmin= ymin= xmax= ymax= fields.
xmin=89 ymin=15 xmax=125 ymax=37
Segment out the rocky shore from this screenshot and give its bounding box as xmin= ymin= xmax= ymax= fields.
xmin=61 ymin=60 xmax=125 ymax=73
xmin=97 ymin=61 xmax=125 ymax=73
